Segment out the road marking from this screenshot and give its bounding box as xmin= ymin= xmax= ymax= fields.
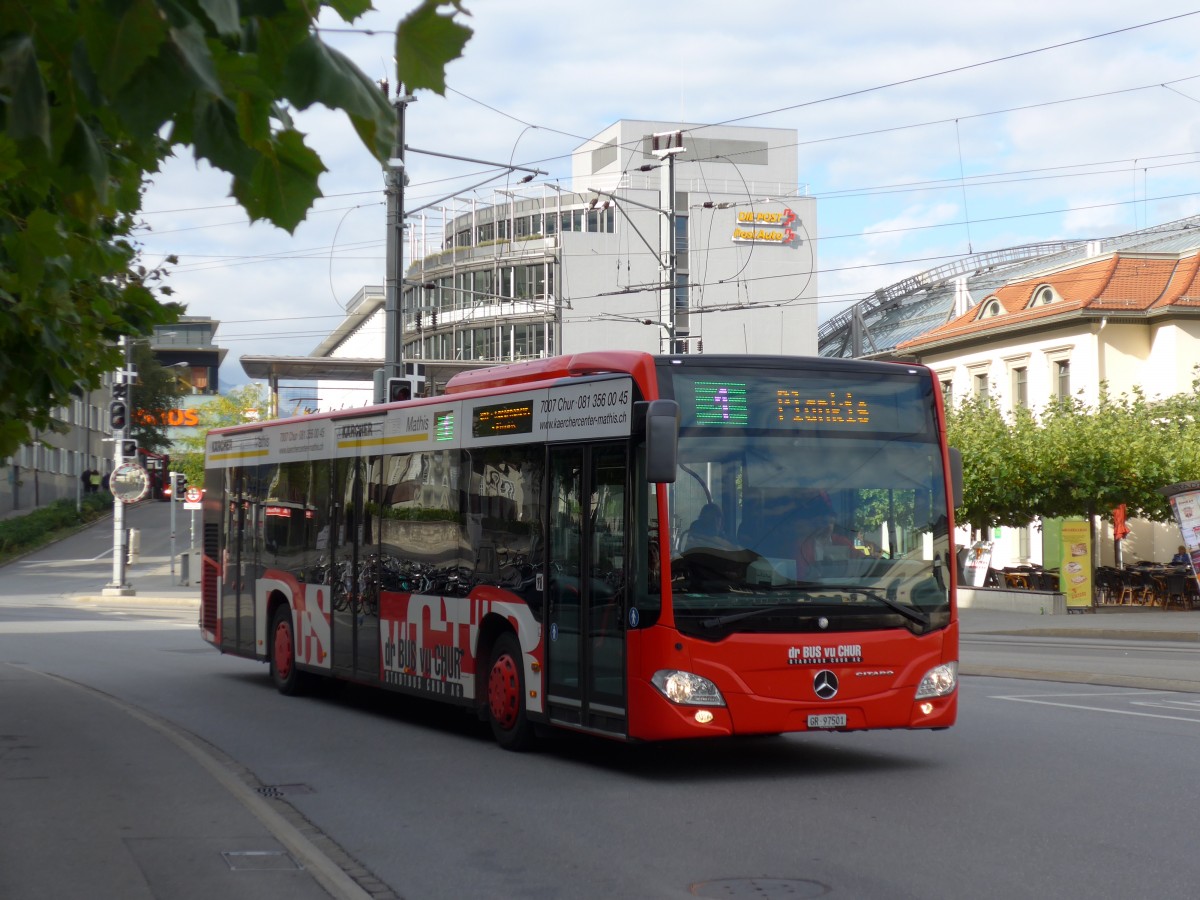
xmin=990 ymin=689 xmax=1200 ymax=724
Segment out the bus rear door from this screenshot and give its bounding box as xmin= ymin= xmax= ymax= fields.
xmin=547 ymin=443 xmax=628 ymax=737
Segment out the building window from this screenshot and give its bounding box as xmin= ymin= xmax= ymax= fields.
xmin=1017 ymin=525 xmax=1030 ymax=561
xmin=1054 ymin=360 xmax=1070 ymax=400
xmin=1013 ymin=366 xmax=1028 ymax=409
xmin=974 ymin=372 xmax=989 ymax=399
xmin=940 ymin=379 xmax=953 ymax=408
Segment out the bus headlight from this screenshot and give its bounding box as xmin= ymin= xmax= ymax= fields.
xmin=651 ymin=670 xmax=726 ymax=707
xmin=915 ymin=661 xmax=958 ymax=699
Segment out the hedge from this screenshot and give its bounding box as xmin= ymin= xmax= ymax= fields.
xmin=0 ymin=494 xmax=113 ymax=558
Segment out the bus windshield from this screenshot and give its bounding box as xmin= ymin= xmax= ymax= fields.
xmin=663 ymin=364 xmax=952 ymax=639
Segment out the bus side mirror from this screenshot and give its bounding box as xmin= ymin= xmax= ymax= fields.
xmin=643 ymin=399 xmax=679 ymax=483
xmin=948 ymin=447 xmax=964 ymax=510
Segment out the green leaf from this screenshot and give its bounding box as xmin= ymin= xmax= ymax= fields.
xmin=395 ymin=1 xmax=473 ymax=96
xmin=325 ymin=0 xmax=375 ymax=20
xmin=89 ymin=0 xmax=168 ymax=95
xmin=283 ymin=34 xmax=395 ymax=161
xmin=233 ymin=128 xmax=325 ymax=232
xmin=166 ymin=19 xmax=225 ymax=97
xmin=60 ymin=117 xmax=110 ymax=204
xmin=191 ymin=95 xmax=258 ymax=179
xmin=195 ymin=0 xmax=242 ymax=38
xmin=0 ymin=34 xmax=51 ymax=150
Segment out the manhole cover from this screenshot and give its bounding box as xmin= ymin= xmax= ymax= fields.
xmin=690 ymin=877 xmax=831 ymax=898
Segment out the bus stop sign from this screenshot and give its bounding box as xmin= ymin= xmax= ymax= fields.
xmin=110 ymin=462 xmax=150 ymax=503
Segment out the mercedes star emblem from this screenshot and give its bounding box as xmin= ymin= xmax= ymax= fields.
xmin=813 ymin=669 xmax=839 ymax=700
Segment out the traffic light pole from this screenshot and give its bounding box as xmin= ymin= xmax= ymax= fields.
xmin=169 ymin=471 xmax=178 ymax=578
xmin=103 ymin=336 xmax=134 ymax=596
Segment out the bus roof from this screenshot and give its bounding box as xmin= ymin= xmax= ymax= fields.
xmin=443 ymin=350 xmax=658 ymax=395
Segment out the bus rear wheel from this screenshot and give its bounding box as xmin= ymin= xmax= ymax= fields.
xmin=487 ymin=633 xmax=534 ymax=751
xmin=270 ymin=605 xmax=312 ymax=696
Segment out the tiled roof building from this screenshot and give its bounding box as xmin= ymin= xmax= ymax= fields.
xmin=819 ymin=215 xmax=1200 ymax=572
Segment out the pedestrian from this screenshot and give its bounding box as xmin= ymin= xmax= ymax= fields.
xmin=80 ymin=468 xmax=93 ymax=495
xmin=89 ymin=469 xmax=102 ymax=494
xmin=100 ymin=470 xmax=110 ymax=493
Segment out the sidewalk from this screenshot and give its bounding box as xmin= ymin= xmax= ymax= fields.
xmin=0 ymin=663 xmax=372 ymax=900
xmin=71 ymin=550 xmax=203 ymax=607
xmin=959 ymin=604 xmax=1200 ymax=642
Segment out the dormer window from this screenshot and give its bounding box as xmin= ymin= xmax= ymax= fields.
xmin=978 ymin=299 xmax=1004 ymax=319
xmin=1028 ymin=285 xmax=1057 ymax=308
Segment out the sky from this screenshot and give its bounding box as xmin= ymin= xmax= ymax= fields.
xmin=132 ymin=1 xmax=1200 ymax=389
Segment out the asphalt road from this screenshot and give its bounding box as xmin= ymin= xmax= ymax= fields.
xmin=5 ymin=503 xmax=1200 ymax=898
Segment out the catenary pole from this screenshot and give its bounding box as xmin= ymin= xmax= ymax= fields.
xmin=381 ymin=83 xmax=414 ymax=402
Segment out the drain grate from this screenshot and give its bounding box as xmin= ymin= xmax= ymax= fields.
xmin=222 ymin=850 xmax=299 ymax=871
xmin=690 ymin=878 xmax=831 ymax=898
xmin=256 ymin=783 xmax=314 ymax=798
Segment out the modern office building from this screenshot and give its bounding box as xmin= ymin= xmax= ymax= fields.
xmin=401 ymin=119 xmax=816 ymax=362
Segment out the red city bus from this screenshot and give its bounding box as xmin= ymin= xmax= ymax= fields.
xmin=200 ymin=352 xmax=961 ymax=750
xmin=137 ymin=447 xmax=171 ymax=500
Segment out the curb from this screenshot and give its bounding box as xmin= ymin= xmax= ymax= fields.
xmin=972 ymin=628 xmax=1200 ymax=643
xmin=71 ymin=594 xmax=200 ymax=608
xmin=961 ymin=664 xmax=1200 ymax=694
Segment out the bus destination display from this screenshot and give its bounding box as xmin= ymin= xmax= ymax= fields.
xmin=472 ymin=400 xmax=534 ymax=438
xmin=674 ymin=371 xmax=930 ymax=436
xmin=778 ymin=390 xmax=869 ymax=426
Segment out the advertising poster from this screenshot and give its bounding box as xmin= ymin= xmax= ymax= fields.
xmin=964 ymin=541 xmax=992 ymax=587
xmin=1163 ymin=484 xmax=1200 ymax=593
xmin=1059 ymin=519 xmax=1092 ymax=609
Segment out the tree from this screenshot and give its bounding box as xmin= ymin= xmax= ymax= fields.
xmin=0 ymin=0 xmax=473 ymax=460
xmin=171 ymin=383 xmax=269 ymax=487
xmin=945 ymin=394 xmax=1041 ymax=532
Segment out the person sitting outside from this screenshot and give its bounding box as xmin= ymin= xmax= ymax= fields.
xmin=795 ymin=506 xmax=855 ymax=578
xmin=1171 ymin=545 xmax=1190 ymax=566
xmin=683 ymin=503 xmax=734 ymax=552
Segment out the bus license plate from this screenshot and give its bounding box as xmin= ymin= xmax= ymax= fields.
xmin=808 ymin=713 xmax=846 ymax=729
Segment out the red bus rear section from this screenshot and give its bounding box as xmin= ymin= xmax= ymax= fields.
xmin=200 ymin=352 xmax=959 ymax=749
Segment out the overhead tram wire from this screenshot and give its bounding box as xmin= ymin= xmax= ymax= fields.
xmin=137 ymin=72 xmax=1200 ymax=251
xmin=441 ymin=13 xmax=1200 ymax=180
xmin=704 ymin=10 xmax=1200 ymax=130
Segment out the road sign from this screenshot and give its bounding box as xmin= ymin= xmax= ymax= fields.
xmin=110 ymin=462 xmax=150 ymax=503
xmin=184 ymin=487 xmax=201 ymax=503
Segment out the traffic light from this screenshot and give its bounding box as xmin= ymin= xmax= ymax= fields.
xmin=171 ymin=471 xmax=187 ymax=501
xmin=121 ymin=438 xmax=138 ymax=458
xmin=110 ymin=400 xmax=128 ymax=430
xmin=112 ymin=382 xmax=127 ymax=401
xmin=387 ymin=377 xmax=416 ymax=403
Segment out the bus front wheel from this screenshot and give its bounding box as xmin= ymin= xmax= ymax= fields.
xmin=269 ymin=605 xmax=311 ymax=696
xmin=487 ymin=633 xmax=534 ymax=751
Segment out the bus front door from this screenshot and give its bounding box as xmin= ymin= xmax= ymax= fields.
xmin=547 ymin=444 xmax=628 ymax=737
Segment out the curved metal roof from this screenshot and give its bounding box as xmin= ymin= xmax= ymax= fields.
xmin=817 ymin=217 xmax=1200 ymax=360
